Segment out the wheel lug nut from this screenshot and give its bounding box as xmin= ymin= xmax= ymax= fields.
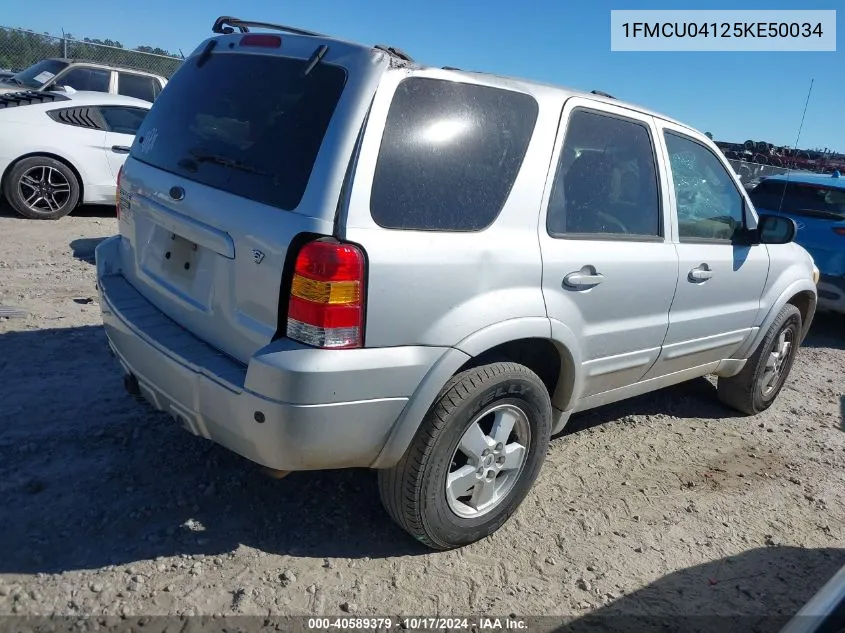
xmin=497 ymin=456 xmax=506 ymax=465
xmin=482 ymin=448 xmax=491 ymax=457
xmin=495 ymin=443 xmax=503 ymax=452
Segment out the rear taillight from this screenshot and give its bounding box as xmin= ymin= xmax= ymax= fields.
xmin=286 ymin=240 xmax=365 ymax=349
xmin=833 ymin=227 xmax=845 ymax=236
xmin=115 ymin=164 xmax=124 ymax=220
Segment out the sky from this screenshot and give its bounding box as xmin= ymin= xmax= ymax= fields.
xmin=4 ymin=0 xmax=843 ymax=151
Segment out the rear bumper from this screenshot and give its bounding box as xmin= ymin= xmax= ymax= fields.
xmin=817 ymin=275 xmax=845 ymax=314
xmin=95 ymin=236 xmax=446 ymax=471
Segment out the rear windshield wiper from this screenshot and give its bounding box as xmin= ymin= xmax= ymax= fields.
xmin=184 ymin=149 xmax=270 ymax=177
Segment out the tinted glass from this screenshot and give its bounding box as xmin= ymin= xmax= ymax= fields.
xmin=59 ymin=67 xmax=111 ymax=92
xmin=665 ymin=132 xmax=745 ymax=241
xmin=750 ymin=180 xmax=845 ymax=219
xmin=130 ymin=53 xmax=347 ymax=211
xmin=100 ymin=106 xmax=148 ymax=135
xmin=547 ymin=109 xmax=661 ymax=237
xmin=370 ymin=78 xmax=538 ymax=231
xmin=7 ymin=59 xmax=68 ymax=89
xmin=118 ymin=73 xmax=156 ymax=102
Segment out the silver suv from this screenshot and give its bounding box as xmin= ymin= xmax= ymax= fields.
xmin=96 ymin=17 xmax=819 ymax=550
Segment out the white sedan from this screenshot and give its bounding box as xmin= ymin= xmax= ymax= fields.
xmin=0 ymin=90 xmax=150 ymax=219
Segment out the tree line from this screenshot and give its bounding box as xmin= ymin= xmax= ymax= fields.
xmin=0 ymin=26 xmax=183 ymax=78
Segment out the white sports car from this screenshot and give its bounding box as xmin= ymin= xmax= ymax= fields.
xmin=0 ymin=90 xmax=151 ymax=219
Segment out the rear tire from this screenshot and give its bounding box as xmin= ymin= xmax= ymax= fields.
xmin=378 ymin=362 xmax=552 ymax=550
xmin=3 ymin=156 xmax=80 ymax=220
xmin=717 ymin=304 xmax=802 ymax=415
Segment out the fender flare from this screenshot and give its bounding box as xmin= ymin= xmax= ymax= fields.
xmin=735 ymin=279 xmax=817 ymax=359
xmin=371 ymin=317 xmax=583 ymax=468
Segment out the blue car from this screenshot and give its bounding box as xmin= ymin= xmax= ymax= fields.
xmin=750 ymin=171 xmax=845 ymax=314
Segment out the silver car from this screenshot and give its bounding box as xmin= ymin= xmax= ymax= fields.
xmin=95 ymin=16 xmax=819 ymax=550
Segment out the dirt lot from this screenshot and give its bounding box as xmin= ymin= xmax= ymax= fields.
xmin=1 ymin=207 xmax=844 ymax=626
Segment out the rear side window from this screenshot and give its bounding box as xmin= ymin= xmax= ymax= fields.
xmin=130 ymin=52 xmax=347 ymax=211
xmin=118 ymin=73 xmax=156 ymax=102
xmin=100 ymin=106 xmax=148 ymax=135
xmin=547 ymin=108 xmax=661 ymax=238
xmin=370 ymin=78 xmax=538 ymax=231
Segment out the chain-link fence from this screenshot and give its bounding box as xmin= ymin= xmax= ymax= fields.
xmin=0 ymin=26 xmax=183 ymax=79
xmin=728 ymin=158 xmax=791 ymax=191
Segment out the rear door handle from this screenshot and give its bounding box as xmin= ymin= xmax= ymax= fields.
xmin=563 ymin=268 xmax=605 ymax=289
xmin=688 ymin=264 xmax=714 ymax=282
xmin=111 ymin=145 xmax=131 ymax=154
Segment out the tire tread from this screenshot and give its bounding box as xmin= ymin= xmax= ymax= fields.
xmin=378 ymin=362 xmax=549 ymax=549
xmin=717 ymin=304 xmax=801 ymax=415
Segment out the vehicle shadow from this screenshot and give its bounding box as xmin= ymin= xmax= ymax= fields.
xmin=556 ymin=546 xmax=845 ymax=633
xmin=0 ymin=325 xmax=427 ymax=576
xmin=0 ymin=202 xmax=115 ymax=220
xmin=803 ymin=311 xmax=845 ymax=350
xmin=70 ymin=237 xmax=108 ymax=264
xmin=562 ymin=376 xmax=729 ymax=437
xmin=72 ymin=204 xmax=116 ymax=219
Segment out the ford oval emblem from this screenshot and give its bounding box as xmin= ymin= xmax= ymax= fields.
xmin=169 ymin=186 xmax=185 ymax=201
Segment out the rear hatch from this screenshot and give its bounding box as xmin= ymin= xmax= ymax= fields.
xmin=750 ymin=177 xmax=845 ymax=276
xmin=116 ymin=31 xmax=386 ymax=363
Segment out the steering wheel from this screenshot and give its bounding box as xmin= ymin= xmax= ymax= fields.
xmin=596 ymin=212 xmax=629 ymax=234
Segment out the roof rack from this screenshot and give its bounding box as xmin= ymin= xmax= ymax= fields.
xmin=590 ymin=90 xmax=616 ymax=99
xmin=211 ymin=16 xmax=414 ymax=62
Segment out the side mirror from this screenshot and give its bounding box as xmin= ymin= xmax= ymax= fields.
xmin=758 ymin=214 xmax=797 ymax=244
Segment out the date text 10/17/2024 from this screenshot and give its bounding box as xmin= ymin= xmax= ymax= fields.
xmin=306 ymin=617 xmax=529 ymax=631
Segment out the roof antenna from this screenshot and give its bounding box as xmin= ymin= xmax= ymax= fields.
xmin=778 ymin=78 xmax=814 ymax=213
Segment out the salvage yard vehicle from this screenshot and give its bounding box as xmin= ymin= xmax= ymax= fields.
xmin=0 ymin=90 xmax=151 ymax=219
xmin=750 ymin=171 xmax=845 ymax=314
xmin=0 ymin=59 xmax=167 ymax=102
xmin=95 ymin=16 xmax=819 ymax=550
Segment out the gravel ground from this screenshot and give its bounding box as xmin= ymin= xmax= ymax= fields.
xmin=0 ymin=207 xmax=844 ymax=626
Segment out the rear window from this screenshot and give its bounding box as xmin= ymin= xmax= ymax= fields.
xmin=130 ymin=52 xmax=347 ymax=211
xmin=751 ymin=179 xmax=845 ymax=219
xmin=370 ymin=78 xmax=539 ymax=231
xmin=118 ymin=73 xmax=157 ymax=102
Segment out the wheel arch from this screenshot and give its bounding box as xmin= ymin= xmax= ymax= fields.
xmin=371 ymin=318 xmax=581 ymax=469
xmin=737 ymin=279 xmax=818 ymax=359
xmin=786 ymin=290 xmax=817 ymax=342
xmin=1 ymin=152 xmax=86 ymax=205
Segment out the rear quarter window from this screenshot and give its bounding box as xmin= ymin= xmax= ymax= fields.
xmin=370 ymin=77 xmax=539 ymax=231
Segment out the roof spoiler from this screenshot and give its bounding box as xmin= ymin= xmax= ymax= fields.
xmin=211 ymin=16 xmax=414 ymax=62
xmin=212 ymin=16 xmax=325 ymax=38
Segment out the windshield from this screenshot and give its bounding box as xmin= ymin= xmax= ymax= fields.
xmin=750 ymin=179 xmax=845 ymax=219
xmin=6 ymin=59 xmax=69 ymax=89
xmin=130 ymin=51 xmax=347 ymax=212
